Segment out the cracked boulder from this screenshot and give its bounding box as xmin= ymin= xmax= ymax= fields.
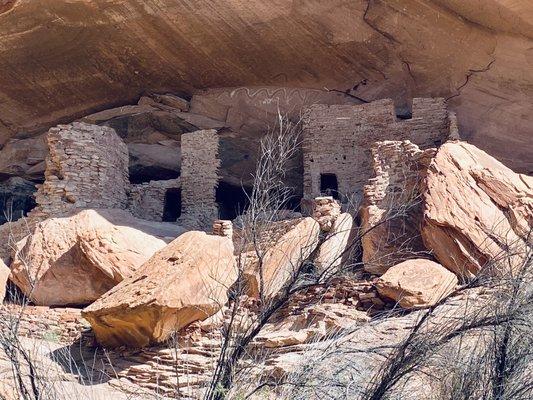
xmin=0 ymin=258 xmax=9 ymax=302
xmin=82 ymin=231 xmax=237 ymax=348
xmin=9 ymin=209 xmax=184 ymax=306
xmin=376 ymin=259 xmax=458 ymax=309
xmin=422 ymin=141 xmax=533 ymax=279
xmin=0 ymin=135 xmax=46 ymax=180
xmin=315 ymin=213 xmax=355 ymax=274
xmin=243 ymin=217 xmax=320 ymax=299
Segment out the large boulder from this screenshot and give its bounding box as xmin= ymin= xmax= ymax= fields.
xmin=315 ymin=213 xmax=355 ymax=275
xmin=9 ymin=209 xmax=184 ymax=306
xmin=422 ymin=142 xmax=532 ymax=279
xmin=82 ymin=231 xmax=237 ymax=348
xmin=243 ymin=217 xmax=320 ymax=299
xmin=376 ymin=259 xmax=458 ymax=309
xmin=0 ymin=259 xmax=9 ymax=302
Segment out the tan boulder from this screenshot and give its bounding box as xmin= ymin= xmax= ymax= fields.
xmin=9 ymin=209 xmax=183 ymax=306
xmin=0 ymin=259 xmax=10 ymax=302
xmin=422 ymin=141 xmax=532 ymax=279
xmin=315 ymin=213 xmax=355 ymax=274
xmin=82 ymin=231 xmax=237 ymax=348
xmin=376 ymin=259 xmax=458 ymax=309
xmin=244 ymin=217 xmax=320 ymax=299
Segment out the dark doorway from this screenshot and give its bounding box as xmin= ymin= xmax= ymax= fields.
xmin=162 ymin=188 xmax=181 ymax=222
xmin=216 ymin=182 xmax=251 ymax=220
xmin=320 ymin=173 xmax=339 ymax=199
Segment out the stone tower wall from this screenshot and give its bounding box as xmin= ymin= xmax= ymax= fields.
xmin=302 ymin=98 xmax=452 ymax=202
xmin=31 ymin=122 xmax=129 ymax=219
xmin=178 ymin=129 xmax=220 ymax=230
xmin=128 ymin=178 xmax=181 ymax=221
xmin=360 ymin=140 xmax=436 ymax=274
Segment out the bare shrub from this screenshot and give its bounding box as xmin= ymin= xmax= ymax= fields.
xmin=204 ymin=114 xmax=427 ymax=400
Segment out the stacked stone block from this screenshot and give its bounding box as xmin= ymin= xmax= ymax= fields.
xmin=360 ymin=140 xmax=436 ymax=274
xmin=302 ymin=98 xmax=453 ymax=201
xmin=0 ymin=304 xmax=89 ymax=344
xmin=129 ymin=178 xmax=181 ymax=221
xmin=178 ymin=129 xmax=220 ymax=230
xmin=31 ymin=122 xmax=129 ymax=219
xmin=212 ymin=219 xmax=233 ymax=239
xmin=312 ymin=196 xmax=341 ymax=232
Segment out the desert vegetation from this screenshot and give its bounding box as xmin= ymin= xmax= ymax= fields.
xmin=0 ymin=105 xmax=530 ymax=400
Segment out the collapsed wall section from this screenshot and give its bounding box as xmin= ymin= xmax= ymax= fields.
xmin=32 ymin=122 xmax=129 ymax=218
xmin=129 ymin=178 xmax=181 ymax=221
xmin=360 ymin=140 xmax=435 ymax=275
xmin=178 ymin=129 xmax=220 ymax=230
xmin=302 ymin=98 xmax=452 ymax=202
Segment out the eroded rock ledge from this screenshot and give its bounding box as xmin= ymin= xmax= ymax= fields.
xmin=0 ymin=1 xmax=532 ymax=173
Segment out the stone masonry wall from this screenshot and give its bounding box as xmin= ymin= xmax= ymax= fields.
xmin=178 ymin=129 xmax=220 ymax=230
xmin=31 ymin=122 xmax=129 ymax=219
xmin=129 ymin=178 xmax=181 ymax=221
xmin=360 ymin=140 xmax=436 ymax=274
xmin=1 ymin=123 xmax=129 ymax=261
xmin=0 ymin=304 xmax=90 ymax=344
xmin=302 ymin=98 xmax=452 ymax=202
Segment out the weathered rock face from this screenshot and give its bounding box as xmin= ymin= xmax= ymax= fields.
xmin=361 ymin=141 xmax=435 ymax=275
xmin=128 ymin=142 xmax=181 ymax=183
xmin=244 ymin=217 xmax=320 ymax=299
xmin=315 ymin=213 xmax=355 ymax=274
xmin=82 ymin=231 xmax=237 ymax=348
xmin=422 ymin=141 xmax=532 ymax=279
xmin=256 ymin=302 xmax=370 ymax=348
xmin=0 ymin=258 xmax=10 ymax=302
xmin=0 ymin=135 xmax=46 ymax=180
xmin=0 ymin=1 xmax=531 ymax=174
xmin=376 ymin=259 xmax=458 ymax=309
xmin=9 ymin=209 xmax=184 ymax=306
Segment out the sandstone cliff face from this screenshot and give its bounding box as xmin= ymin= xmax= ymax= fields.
xmin=0 ymin=1 xmax=531 ymax=173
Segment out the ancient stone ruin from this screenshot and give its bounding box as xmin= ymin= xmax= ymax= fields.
xmin=1 ymin=2 xmax=532 ymax=397
xmin=302 ymin=98 xmax=456 ymax=202
xmin=128 ymin=178 xmax=181 ymax=222
xmin=178 ymin=129 xmax=221 ymax=230
xmin=31 ymin=122 xmax=129 ymax=219
xmin=6 ymin=121 xmax=223 ymax=232
xmin=360 ymin=140 xmax=436 ymax=274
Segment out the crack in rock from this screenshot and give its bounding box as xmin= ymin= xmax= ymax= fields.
xmin=0 ymin=0 xmax=18 ymax=15
xmin=446 ymin=59 xmax=496 ymax=101
xmin=363 ymin=0 xmax=401 ymax=44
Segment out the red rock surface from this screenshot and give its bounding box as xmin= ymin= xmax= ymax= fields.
xmin=422 ymin=141 xmax=533 ymax=279
xmin=83 ymin=231 xmax=237 ymax=348
xmin=376 ymin=259 xmax=458 ymax=309
xmin=0 ymin=1 xmax=531 ymax=173
xmin=9 ymin=209 xmax=182 ymax=306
